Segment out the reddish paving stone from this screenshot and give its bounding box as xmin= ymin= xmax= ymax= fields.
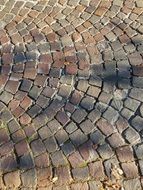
xmin=55 ymin=166 xmax=73 ymax=186
xmin=12 ymin=129 xmax=26 ymax=143
xmin=20 ymin=96 xmax=33 ymax=110
xmin=19 ymin=113 xmax=32 ymax=125
xmin=121 ymin=162 xmax=139 ymax=178
xmin=38 ymin=63 xmax=50 ymax=74
xmin=24 ymin=68 xmax=37 ymax=79
xmin=56 ymin=111 xmax=70 ymax=126
xmin=35 ymin=152 xmax=50 ymax=168
xmin=116 ymin=146 xmax=134 ymax=163
xmin=15 ymin=140 xmax=29 ymax=156
xmin=8 ymin=99 xmax=20 ymax=111
xmin=37 ymin=167 xmax=52 ymax=187
xmin=68 ymin=151 xmax=85 ymax=168
xmin=89 ymin=161 xmax=105 ymax=180
xmin=12 ymin=106 xmax=25 ymax=118
xmin=2 ymin=53 xmax=13 ymax=64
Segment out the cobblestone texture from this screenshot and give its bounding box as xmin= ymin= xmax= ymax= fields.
xmin=0 ymin=0 xmax=143 ymax=189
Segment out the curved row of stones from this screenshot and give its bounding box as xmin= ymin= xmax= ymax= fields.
xmin=0 ymin=0 xmax=143 ymax=189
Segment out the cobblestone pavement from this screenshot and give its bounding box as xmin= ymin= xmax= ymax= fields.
xmin=0 ymin=0 xmax=143 ymax=189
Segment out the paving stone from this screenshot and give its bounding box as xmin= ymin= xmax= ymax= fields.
xmin=72 ymin=109 xmax=87 ymax=124
xmin=72 ymin=166 xmax=89 ymax=181
xmin=68 ymin=151 xmax=85 ymax=168
xmin=29 ymin=85 xmax=42 ymax=100
xmin=87 ymin=86 xmax=101 ymax=98
xmin=27 ymin=104 xmax=42 ymax=118
xmin=121 ymin=107 xmax=134 ymax=120
xmin=103 ymin=106 xmax=119 ymax=124
xmin=0 ymin=109 xmax=13 ymax=122
xmin=55 ymin=166 xmax=72 ymax=186
xmin=116 ymin=146 xmax=134 ymax=162
xmin=47 ymin=119 xmax=62 ymax=134
xmin=121 ymin=162 xmax=139 ymax=178
xmin=111 ymin=98 xmax=123 ymax=111
xmin=38 ymin=125 xmax=52 ymax=140
xmin=4 ymin=171 xmax=21 ymax=188
xmin=88 ymin=108 xmax=101 ymax=123
xmin=55 ymin=129 xmax=69 ymax=146
xmin=80 ymin=96 xmax=95 ymax=110
xmin=80 ymin=119 xmax=96 ymax=134
xmin=135 ymin=143 xmax=143 ymax=159
xmin=97 ymin=143 xmax=114 ymax=160
xmin=89 ymin=161 xmax=105 ymax=180
xmin=96 ymin=118 xmax=116 ymax=136
xmin=31 ymin=139 xmax=46 ymax=156
xmin=0 ymin=91 xmax=13 ymax=104
xmin=131 ymin=116 xmax=143 ymax=131
xmin=123 ymin=178 xmax=142 ymax=190
xmin=1 ymin=155 xmax=17 ymax=172
xmin=21 ymin=169 xmax=37 ymax=188
xmin=124 ymin=97 xmax=140 ymax=111
xmin=50 ymin=150 xmax=68 ymax=167
xmin=62 ymin=141 xmax=75 ymax=156
xmin=19 ymin=152 xmax=34 ymax=169
xmin=129 ymin=88 xmax=143 ymax=102
xmin=123 ymin=127 xmax=141 ymax=144
xmin=107 ymin=132 xmax=125 ymax=148
xmin=56 ymin=111 xmax=70 ymax=126
xmin=70 ymin=129 xmax=88 ymax=147
xmin=20 ymin=79 xmax=33 ymax=92
xmin=65 ymin=122 xmax=78 ymax=134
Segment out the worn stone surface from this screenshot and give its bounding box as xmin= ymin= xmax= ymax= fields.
xmin=0 ymin=0 xmax=143 ymax=189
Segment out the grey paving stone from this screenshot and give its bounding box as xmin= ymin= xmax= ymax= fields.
xmin=123 ymin=178 xmax=142 ymax=190
xmin=80 ymin=119 xmax=96 ymax=134
xmin=72 ymin=109 xmax=87 ymax=124
xmin=29 ymin=86 xmax=42 ymax=100
xmin=72 ymin=166 xmax=89 ymax=181
xmin=90 ymin=130 xmax=105 ymax=145
xmin=121 ymin=108 xmax=134 ymax=120
xmin=55 ymin=129 xmax=69 ymax=146
xmin=140 ymin=104 xmax=143 ymax=117
xmin=44 ymin=136 xmax=58 ymax=153
xmin=131 ymin=116 xmax=143 ymax=131
xmin=88 ymin=108 xmax=101 ymax=123
xmin=21 ymin=169 xmax=37 ymax=188
xmin=50 ymin=151 xmax=68 ymax=167
xmin=103 ymin=106 xmax=119 ymax=124
xmin=80 ymin=96 xmax=95 ymax=110
xmin=97 ymin=143 xmax=114 ymax=160
xmin=69 ymin=129 xmax=88 ymax=147
xmin=123 ymin=127 xmax=141 ymax=144
xmin=133 ymin=77 xmax=143 ymax=88
xmin=47 ymin=119 xmax=62 ymax=134
xmin=124 ymin=97 xmax=140 ymax=111
xmin=111 ymin=98 xmax=123 ymax=111
xmin=65 ymin=122 xmax=78 ymax=134
xmin=129 ymin=88 xmax=143 ymax=102
xmin=61 ymin=141 xmax=75 ymax=156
